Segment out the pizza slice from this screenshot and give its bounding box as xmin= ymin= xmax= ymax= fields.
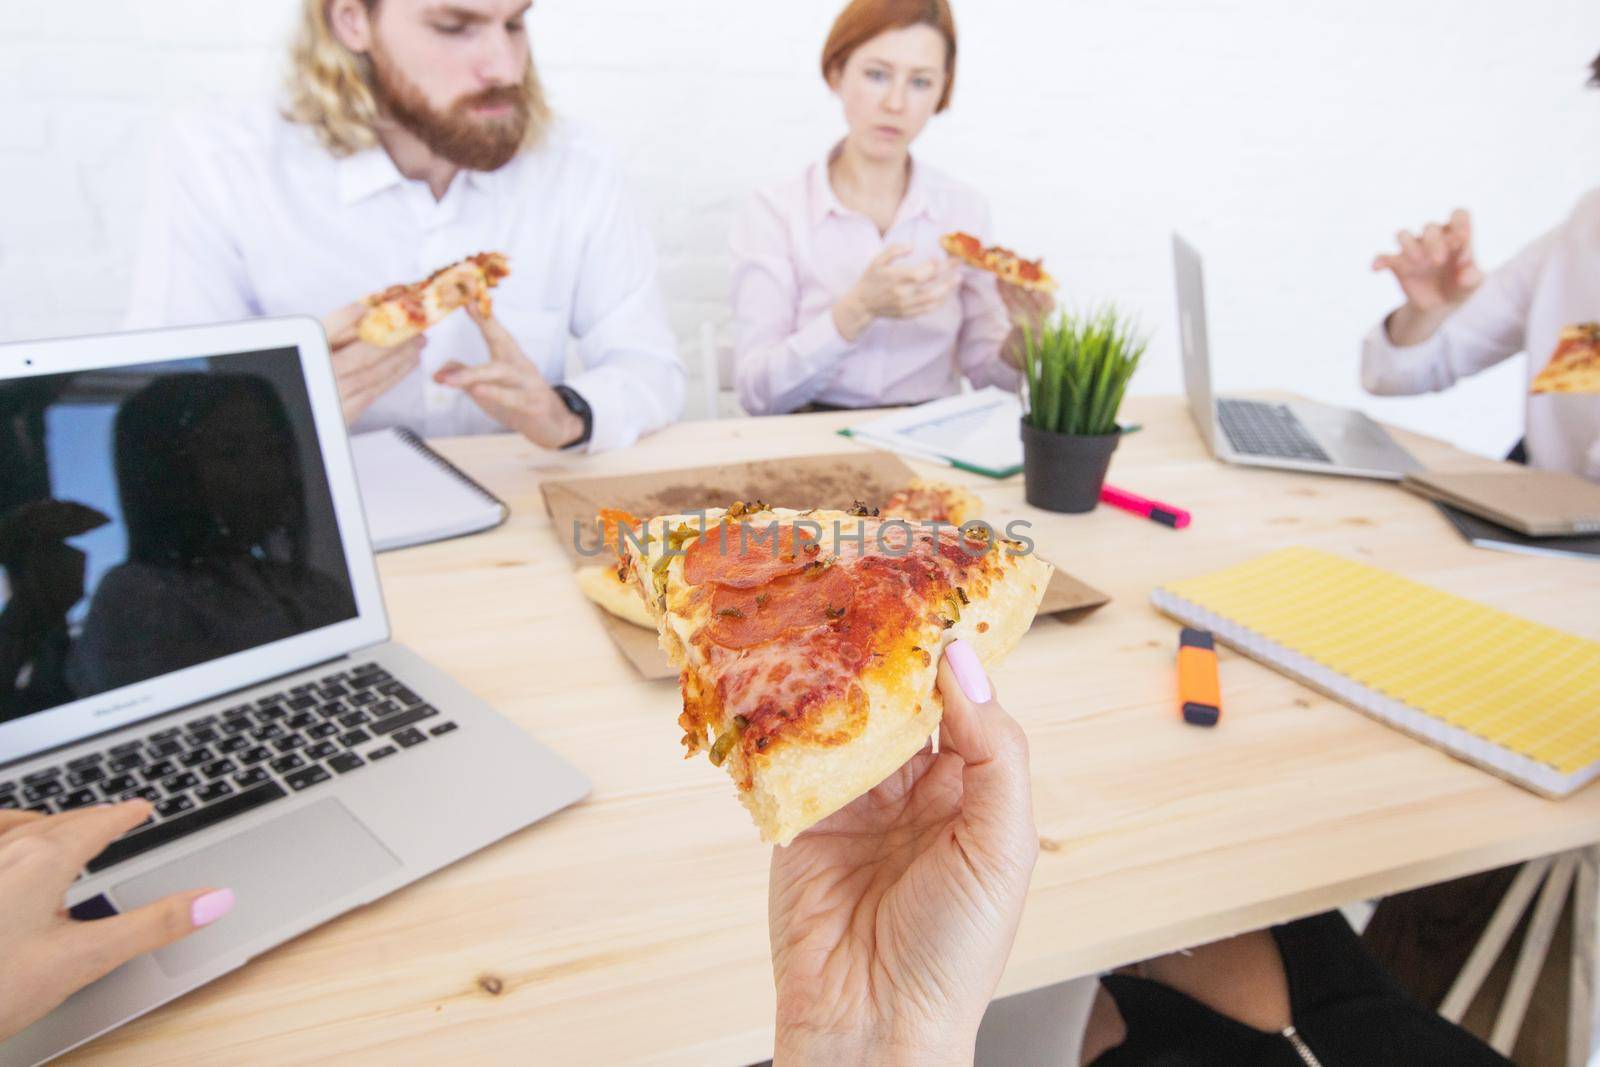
xmin=612 ymin=502 xmax=1051 ymax=845
xmin=1530 ymin=323 xmax=1600 ymax=394
xmin=357 ymin=251 xmax=511 ymax=347
xmin=882 ymin=477 xmax=984 ymax=526
xmin=941 ymin=231 xmax=1057 ymax=293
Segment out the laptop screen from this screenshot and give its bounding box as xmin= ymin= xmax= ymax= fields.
xmin=0 ymin=347 xmax=359 ymax=729
xmin=1171 ymin=234 xmax=1218 ymax=452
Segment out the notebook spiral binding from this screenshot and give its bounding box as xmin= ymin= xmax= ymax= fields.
xmin=391 ymin=426 xmax=505 ymax=509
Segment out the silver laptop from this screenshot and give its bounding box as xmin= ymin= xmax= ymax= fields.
xmin=1172 ymin=233 xmax=1422 ymax=480
xmin=0 ymin=317 xmax=589 ymax=1066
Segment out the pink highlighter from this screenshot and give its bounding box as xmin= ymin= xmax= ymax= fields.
xmin=1099 ymin=484 xmax=1192 ymax=529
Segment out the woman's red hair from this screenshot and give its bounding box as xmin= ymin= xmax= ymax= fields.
xmin=821 ymin=0 xmax=958 ymax=112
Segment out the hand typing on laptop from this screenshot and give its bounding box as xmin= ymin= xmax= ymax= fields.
xmin=0 ymin=317 xmax=589 ymax=1062
xmin=0 ymin=801 xmax=234 ymax=1043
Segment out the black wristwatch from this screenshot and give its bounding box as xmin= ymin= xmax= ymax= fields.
xmin=551 ymin=384 xmax=593 ymax=449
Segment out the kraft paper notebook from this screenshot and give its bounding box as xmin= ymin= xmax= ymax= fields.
xmin=1403 ymin=468 xmax=1600 ymax=537
xmin=1151 ymin=547 xmax=1600 ymax=797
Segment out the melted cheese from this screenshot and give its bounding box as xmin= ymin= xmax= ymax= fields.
xmin=655 ymin=512 xmax=1009 ymax=771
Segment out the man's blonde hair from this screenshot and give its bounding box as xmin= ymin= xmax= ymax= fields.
xmin=283 ymin=0 xmax=552 ymax=158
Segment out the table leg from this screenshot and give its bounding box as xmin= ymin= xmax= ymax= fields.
xmin=1492 ymin=854 xmax=1579 ymax=1055
xmin=1440 ymin=856 xmax=1555 ymax=1023
xmin=1569 ymin=846 xmax=1599 ymax=1067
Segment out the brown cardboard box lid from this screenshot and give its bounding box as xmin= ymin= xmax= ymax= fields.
xmin=541 ymin=452 xmax=1111 ymax=679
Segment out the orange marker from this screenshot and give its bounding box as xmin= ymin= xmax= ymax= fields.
xmin=1178 ymin=628 xmax=1221 ymax=727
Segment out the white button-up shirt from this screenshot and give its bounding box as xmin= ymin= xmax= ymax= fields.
xmin=729 ymin=147 xmax=1020 ymax=415
xmin=127 ymin=103 xmax=683 ymax=451
xmin=1361 ymin=188 xmax=1600 ymax=480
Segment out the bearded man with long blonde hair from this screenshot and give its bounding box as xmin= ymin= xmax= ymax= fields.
xmin=127 ymin=0 xmax=683 ymax=452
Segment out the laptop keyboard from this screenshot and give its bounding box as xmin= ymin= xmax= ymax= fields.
xmin=0 ymin=662 xmax=459 ymax=875
xmin=1217 ymin=398 xmax=1332 ymax=464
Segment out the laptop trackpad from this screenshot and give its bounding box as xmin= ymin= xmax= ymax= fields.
xmin=110 ymin=798 xmax=401 ymax=977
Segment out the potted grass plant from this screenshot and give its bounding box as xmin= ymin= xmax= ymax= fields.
xmin=1020 ymin=304 xmax=1149 ymax=513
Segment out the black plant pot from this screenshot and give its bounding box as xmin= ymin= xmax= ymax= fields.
xmin=1021 ymin=420 xmax=1121 ymax=513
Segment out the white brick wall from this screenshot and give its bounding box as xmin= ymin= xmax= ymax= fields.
xmin=2 ymin=0 xmax=1597 ymax=452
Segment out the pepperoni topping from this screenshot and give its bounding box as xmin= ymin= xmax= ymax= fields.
xmin=681 ymin=515 xmax=1013 ymax=762
xmin=672 ymin=511 xmax=1024 ymax=766
xmin=683 ymin=522 xmax=819 ymax=589
xmin=399 ymin=292 xmax=428 ymax=326
xmin=946 ymin=232 xmax=983 ymax=260
xmin=944 ymin=233 xmax=1050 ymax=289
xmin=707 ymin=564 xmax=851 ymax=649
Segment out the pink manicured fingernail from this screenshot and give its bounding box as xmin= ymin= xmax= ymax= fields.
xmin=945 ymin=639 xmax=992 ymax=704
xmin=191 ymin=888 xmax=235 ymax=928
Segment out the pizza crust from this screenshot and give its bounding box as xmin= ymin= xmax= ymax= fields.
xmin=618 ymin=506 xmax=1051 ymax=845
xmin=575 ymin=564 xmax=654 ymax=629
xmin=744 ymin=541 xmax=1047 ymax=844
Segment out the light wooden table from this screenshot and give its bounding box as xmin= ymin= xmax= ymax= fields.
xmin=61 ymin=397 xmax=1600 ymax=1066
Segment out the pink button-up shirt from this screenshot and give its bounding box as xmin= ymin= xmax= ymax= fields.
xmin=729 ymin=149 xmax=1020 ymax=415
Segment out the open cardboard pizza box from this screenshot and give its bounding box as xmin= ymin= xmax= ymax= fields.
xmin=540 ymin=452 xmax=1110 ymax=679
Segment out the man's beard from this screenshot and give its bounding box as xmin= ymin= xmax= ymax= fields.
xmin=369 ymin=43 xmax=530 ymax=172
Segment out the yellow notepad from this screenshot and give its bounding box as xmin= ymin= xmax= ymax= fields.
xmin=1151 ymin=547 xmax=1600 ymax=797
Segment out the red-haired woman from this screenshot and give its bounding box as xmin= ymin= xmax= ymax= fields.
xmin=729 ymin=0 xmax=1053 ymax=415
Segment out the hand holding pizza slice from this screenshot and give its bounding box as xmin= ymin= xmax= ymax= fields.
xmin=321 ymin=303 xmax=427 ymax=426
xmin=611 ymin=502 xmax=1051 ymax=845
xmin=768 ymin=640 xmax=1039 ymax=1063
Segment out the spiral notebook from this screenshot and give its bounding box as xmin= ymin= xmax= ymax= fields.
xmin=349 ymin=427 xmax=508 ymax=552
xmin=1151 ymin=547 xmax=1600 ymax=797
